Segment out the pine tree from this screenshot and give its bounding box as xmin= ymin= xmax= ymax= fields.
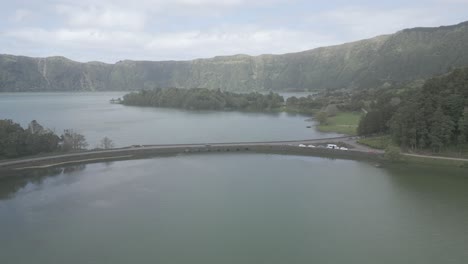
xmin=429 ymin=108 xmax=455 ymax=152
xmin=457 ymin=111 xmax=468 ymax=146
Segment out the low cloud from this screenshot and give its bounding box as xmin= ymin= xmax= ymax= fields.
xmin=1 ymin=0 xmax=466 ymax=62
xmin=315 ymin=7 xmax=444 ymax=39
xmin=56 ymin=5 xmax=147 ymax=30
xmin=4 ymin=26 xmax=336 ymax=62
xmin=10 ymin=9 xmax=32 ymax=23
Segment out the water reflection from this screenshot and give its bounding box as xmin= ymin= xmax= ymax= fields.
xmin=381 ymin=164 xmax=468 ymax=259
xmin=0 ymin=155 xmax=467 ymax=264
xmin=0 ymin=165 xmax=87 ymax=201
xmin=384 ymin=164 xmax=468 ymax=197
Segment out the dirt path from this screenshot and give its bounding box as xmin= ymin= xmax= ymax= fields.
xmin=403 ymin=153 xmax=468 ymax=162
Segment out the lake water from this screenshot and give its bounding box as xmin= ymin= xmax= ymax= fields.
xmin=1 ymin=92 xmax=468 ymax=263
xmin=1 ymin=154 xmax=467 ymax=264
xmin=0 ymin=92 xmax=338 ymax=147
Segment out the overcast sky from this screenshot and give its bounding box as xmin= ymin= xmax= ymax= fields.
xmin=0 ymin=0 xmax=467 ymax=63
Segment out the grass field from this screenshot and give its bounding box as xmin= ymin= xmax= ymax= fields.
xmin=410 ymin=146 xmax=468 ymax=160
xmin=357 ymin=135 xmax=392 ymax=149
xmin=317 ymin=112 xmax=362 ymax=135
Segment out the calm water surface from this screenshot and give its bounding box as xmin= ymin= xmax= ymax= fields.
xmin=0 ymin=92 xmax=337 ymax=147
xmin=1 ymin=154 xmax=467 ymax=264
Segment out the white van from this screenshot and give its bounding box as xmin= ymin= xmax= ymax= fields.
xmin=326 ymin=144 xmax=339 ymax=149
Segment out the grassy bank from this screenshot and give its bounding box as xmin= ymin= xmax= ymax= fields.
xmin=402 ymin=154 xmax=468 ymax=168
xmin=317 ymin=112 xmax=362 ymax=135
xmin=283 ymin=106 xmax=319 ymax=115
xmin=358 ymin=135 xmax=392 ymax=149
xmin=357 ymin=135 xmax=468 ymax=168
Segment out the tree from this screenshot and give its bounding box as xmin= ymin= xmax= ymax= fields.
xmin=28 ymin=120 xmax=45 ymax=134
xmin=429 ymin=108 xmax=455 ymax=152
xmin=324 ymin=104 xmax=338 ymax=117
xmin=457 ymin=112 xmax=468 ymax=154
xmin=61 ymin=129 xmax=88 ymax=151
xmin=99 ymin=137 xmax=114 ymax=149
xmin=359 ymin=111 xmax=384 ymax=135
xmin=384 ymin=146 xmax=403 ymax=162
xmin=315 ymin=111 xmax=328 ymax=125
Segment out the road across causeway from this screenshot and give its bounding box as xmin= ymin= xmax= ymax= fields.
xmin=0 ymin=136 xmax=382 ymax=169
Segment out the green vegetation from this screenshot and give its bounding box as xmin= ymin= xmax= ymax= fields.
xmin=122 ymin=88 xmax=284 ymax=111
xmin=317 ymin=112 xmax=362 ymax=135
xmin=401 ymin=145 xmax=468 ymax=159
xmin=358 ymin=136 xmax=392 ymax=150
xmin=384 ymin=146 xmax=403 ymax=162
xmin=314 ymin=112 xmax=328 ymax=125
xmin=285 ymin=95 xmax=327 ymax=113
xmin=122 ymin=88 xmax=364 ymax=135
xmin=357 ymin=67 xmax=468 ymax=155
xmin=0 ymin=119 xmax=89 ymax=159
xmin=0 ymin=120 xmax=60 ymax=159
xmin=402 ymin=155 xmax=468 ymax=168
xmin=1 ymin=22 xmax=468 ymax=92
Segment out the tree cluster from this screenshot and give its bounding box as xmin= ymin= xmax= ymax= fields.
xmin=0 ymin=120 xmax=89 ymax=158
xmin=357 ymin=91 xmax=401 ymax=135
xmin=121 ymin=88 xmax=285 ymax=111
xmin=358 ymin=67 xmax=468 ymax=152
xmin=285 ymin=95 xmax=326 ymax=112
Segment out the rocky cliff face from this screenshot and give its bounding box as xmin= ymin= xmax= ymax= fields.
xmin=1 ymin=21 xmax=468 ymax=92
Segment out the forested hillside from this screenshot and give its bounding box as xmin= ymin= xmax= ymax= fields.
xmin=358 ymin=67 xmax=468 ymax=152
xmin=1 ymin=21 xmax=468 ymax=92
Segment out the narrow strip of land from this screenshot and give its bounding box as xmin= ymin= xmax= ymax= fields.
xmin=0 ymin=136 xmax=382 ymax=170
xmin=2 ymin=136 xmax=467 ymax=171
xmin=402 ymin=153 xmax=468 ymax=162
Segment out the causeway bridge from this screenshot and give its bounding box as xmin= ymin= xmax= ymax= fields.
xmin=0 ymin=136 xmax=384 ymax=170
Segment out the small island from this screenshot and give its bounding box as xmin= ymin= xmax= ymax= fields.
xmin=120 ymin=88 xmax=285 ymax=111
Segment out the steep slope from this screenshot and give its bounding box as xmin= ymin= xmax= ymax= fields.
xmin=1 ymin=21 xmax=468 ymax=92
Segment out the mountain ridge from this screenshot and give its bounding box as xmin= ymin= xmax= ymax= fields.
xmin=1 ymin=20 xmax=468 ymax=92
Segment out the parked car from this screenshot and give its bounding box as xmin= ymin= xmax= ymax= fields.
xmin=298 ymin=144 xmax=307 ymax=147
xmin=339 ymin=147 xmax=348 ymax=150
xmin=307 ymin=145 xmax=316 ymax=148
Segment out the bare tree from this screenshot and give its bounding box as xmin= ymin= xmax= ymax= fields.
xmin=99 ymin=137 xmax=114 ymax=149
xmin=61 ymin=129 xmax=88 ymax=151
xmin=28 ymin=120 xmax=44 ymax=134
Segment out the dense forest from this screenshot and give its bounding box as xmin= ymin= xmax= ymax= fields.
xmin=358 ymin=68 xmax=468 ymax=152
xmin=0 ymin=120 xmax=60 ymax=158
xmin=121 ymin=88 xmax=284 ymax=111
xmin=0 ymin=120 xmax=90 ymax=158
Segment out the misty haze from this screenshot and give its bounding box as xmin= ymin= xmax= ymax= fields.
xmin=1 ymin=1 xmax=468 ymax=264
